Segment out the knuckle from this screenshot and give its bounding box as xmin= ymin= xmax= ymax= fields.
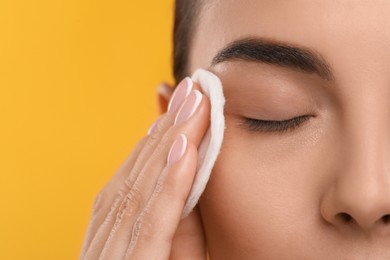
xmin=131 ymin=215 xmax=144 ymax=241
xmin=133 ymin=209 xmax=159 ymax=243
xmin=153 ymin=171 xmax=167 ymax=194
xmin=126 ymin=188 xmax=144 ymax=217
xmin=168 ymin=182 xmax=182 ymax=200
xmin=116 ymin=187 xmax=144 ymax=222
xmin=160 ymin=172 xmax=186 ymax=205
xmin=123 ymin=174 xmax=135 ymax=191
xmin=147 ymin=117 xmax=174 ymax=145
xmin=147 ymin=130 xmax=160 ymax=144
xmin=147 ymin=117 xmax=170 ymax=142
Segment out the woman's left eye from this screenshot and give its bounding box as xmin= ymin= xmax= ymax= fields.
xmin=239 ymin=115 xmax=313 ymax=133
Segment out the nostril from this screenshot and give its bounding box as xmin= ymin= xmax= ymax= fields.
xmin=337 ymin=212 xmax=353 ymax=223
xmin=382 ymin=214 xmax=390 ymax=224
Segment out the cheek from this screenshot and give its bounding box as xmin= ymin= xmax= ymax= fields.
xmin=198 ymin=119 xmax=328 ymax=256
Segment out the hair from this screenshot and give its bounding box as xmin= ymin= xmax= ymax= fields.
xmin=172 ymin=0 xmax=204 ymax=85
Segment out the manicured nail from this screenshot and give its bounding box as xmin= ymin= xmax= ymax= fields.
xmin=147 ymin=116 xmax=162 ymax=136
xmin=157 ymin=83 xmax=172 ymax=100
xmin=167 ymin=77 xmax=193 ymax=115
xmin=167 ymin=134 xmax=187 ymax=167
xmin=174 ymin=90 xmax=203 ymax=125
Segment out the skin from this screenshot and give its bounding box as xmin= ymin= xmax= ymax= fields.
xmin=187 ymin=0 xmax=390 ymax=259
xmin=80 ymin=81 xmax=209 ymax=259
xmin=80 ymin=0 xmax=390 ymax=259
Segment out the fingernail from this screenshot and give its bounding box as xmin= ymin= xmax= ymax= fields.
xmin=157 ymin=83 xmax=172 ymax=100
xmin=174 ymin=90 xmax=203 ymax=125
xmin=147 ymin=116 xmax=162 ymax=136
xmin=167 ymin=134 xmax=187 ymax=167
xmin=167 ymin=77 xmax=193 ymax=115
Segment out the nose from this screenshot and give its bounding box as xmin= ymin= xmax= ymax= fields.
xmin=320 ymin=124 xmax=390 ymax=235
xmin=320 ymin=181 xmax=390 ymax=233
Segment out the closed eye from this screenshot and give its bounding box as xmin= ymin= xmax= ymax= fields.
xmin=238 ymin=115 xmax=313 ymax=133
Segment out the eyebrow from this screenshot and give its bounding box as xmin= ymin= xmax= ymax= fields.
xmin=210 ymin=37 xmax=335 ymax=82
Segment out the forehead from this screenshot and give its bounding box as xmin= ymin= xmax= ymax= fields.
xmin=189 ymin=0 xmax=390 ymax=83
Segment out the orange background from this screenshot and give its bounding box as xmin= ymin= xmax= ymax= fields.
xmin=0 ymin=0 xmax=174 ymax=258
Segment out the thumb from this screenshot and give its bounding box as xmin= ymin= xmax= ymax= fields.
xmin=169 ymin=205 xmax=208 ymax=259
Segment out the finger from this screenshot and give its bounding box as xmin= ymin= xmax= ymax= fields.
xmin=113 ymin=80 xmax=205 ymax=201
xmin=80 ymin=134 xmax=150 ymax=258
xmin=81 ymin=113 xmax=174 ymax=259
xmin=96 ymin=88 xmax=210 ymax=259
xmin=124 ymin=137 xmax=199 ymax=259
xmin=157 ymin=82 xmax=174 ymax=114
xmin=83 ymin=80 xmax=208 ymax=259
xmin=158 ymin=82 xmax=174 ymax=101
xmin=82 ymin=81 xmax=180 ymax=258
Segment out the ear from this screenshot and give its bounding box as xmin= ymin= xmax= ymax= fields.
xmin=156 ymin=82 xmax=174 ymax=114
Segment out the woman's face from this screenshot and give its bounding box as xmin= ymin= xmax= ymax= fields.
xmin=190 ymin=0 xmax=390 ymax=258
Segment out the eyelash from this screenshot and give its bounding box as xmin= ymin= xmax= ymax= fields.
xmin=240 ymin=115 xmax=313 ymax=133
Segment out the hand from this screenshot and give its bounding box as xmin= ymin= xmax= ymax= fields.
xmin=80 ymin=78 xmax=210 ymax=259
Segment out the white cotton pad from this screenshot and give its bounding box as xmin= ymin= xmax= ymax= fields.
xmin=181 ymin=68 xmax=226 ymax=219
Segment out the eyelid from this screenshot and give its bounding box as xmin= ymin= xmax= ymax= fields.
xmin=238 ymin=115 xmax=313 ymax=133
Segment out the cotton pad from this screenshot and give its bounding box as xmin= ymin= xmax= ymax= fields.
xmin=181 ymin=68 xmax=226 ymax=219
